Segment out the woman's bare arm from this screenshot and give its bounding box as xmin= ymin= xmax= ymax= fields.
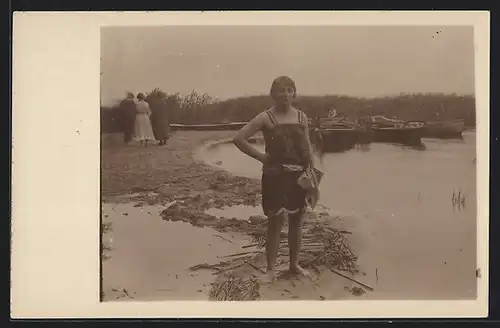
xmin=233 ymin=113 xmax=268 ymax=163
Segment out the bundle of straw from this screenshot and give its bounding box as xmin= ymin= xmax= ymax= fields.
xmin=209 ymin=275 xmax=260 ymax=301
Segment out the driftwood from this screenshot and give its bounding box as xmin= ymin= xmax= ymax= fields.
xmin=326 ymin=265 xmax=374 ymax=291
xmin=213 ymin=262 xmax=247 ymax=275
xmin=303 ymin=250 xmax=339 ymax=267
xmin=242 ymin=243 xmax=259 ymax=249
xmin=189 ymin=263 xmax=222 ymax=272
xmin=213 ymin=234 xmax=234 ymax=244
xmin=244 ymin=260 xmax=266 ymax=274
xmin=163 ymin=200 xmax=177 ymax=210
xmin=222 ymin=251 xmax=263 ymax=258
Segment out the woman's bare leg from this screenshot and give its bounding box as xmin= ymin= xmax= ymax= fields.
xmin=288 ymin=211 xmax=310 ymax=276
xmin=264 ymin=213 xmax=284 ymax=282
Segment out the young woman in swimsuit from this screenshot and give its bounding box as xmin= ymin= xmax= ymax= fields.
xmin=233 ymin=76 xmax=315 ymax=282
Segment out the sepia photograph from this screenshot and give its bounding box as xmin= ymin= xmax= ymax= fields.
xmin=11 ymin=11 xmax=490 ymax=319
xmin=100 ymin=23 xmax=479 ymax=302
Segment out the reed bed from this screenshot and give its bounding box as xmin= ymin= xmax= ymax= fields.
xmin=452 ymin=188 xmax=467 ymax=210
xmin=190 ymin=219 xmax=360 ymax=300
xmin=245 ymin=223 xmax=359 ymax=275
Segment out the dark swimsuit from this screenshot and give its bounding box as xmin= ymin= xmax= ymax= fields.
xmin=261 ymin=108 xmax=312 ymax=217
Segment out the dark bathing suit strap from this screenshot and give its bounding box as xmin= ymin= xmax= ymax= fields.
xmin=298 ymin=109 xmax=307 ymax=124
xmin=267 ymin=109 xmax=278 ymax=125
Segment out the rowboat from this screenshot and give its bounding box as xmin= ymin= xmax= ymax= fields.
xmin=311 ymin=116 xmax=374 ymax=152
xmin=357 ymin=116 xmax=425 ymax=146
xmin=370 ymin=115 xmax=406 ymax=128
xmin=422 ymin=119 xmax=465 ymax=139
xmin=319 ymin=127 xmax=359 ymax=153
xmin=371 ymin=124 xmax=426 ymax=146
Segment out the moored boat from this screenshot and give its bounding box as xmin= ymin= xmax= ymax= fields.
xmin=308 ymin=116 xmax=360 ymax=152
xmin=362 ymin=116 xmax=425 ymax=146
xmin=371 ymin=124 xmax=425 ymax=146
xmin=319 ymin=127 xmax=359 ymax=153
xmin=370 ymin=115 xmax=406 ymax=128
xmin=422 ymin=119 xmax=465 ymax=139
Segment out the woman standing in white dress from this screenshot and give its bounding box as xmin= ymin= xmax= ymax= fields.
xmin=134 ymin=93 xmax=155 ymax=147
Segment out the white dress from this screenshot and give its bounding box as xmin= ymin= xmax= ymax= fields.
xmin=134 ymin=100 xmax=155 ymax=141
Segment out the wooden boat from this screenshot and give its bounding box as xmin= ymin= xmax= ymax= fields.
xmin=360 ymin=116 xmax=425 ymax=146
xmin=170 ymin=122 xmax=248 ymax=131
xmin=310 ymin=116 xmax=370 ymax=152
xmin=317 ymin=117 xmax=357 ymax=129
xmin=422 ymin=119 xmax=465 ymax=139
xmin=318 ymin=126 xmax=359 ymax=153
xmin=371 ymin=124 xmax=425 ymax=146
xmin=370 ymin=115 xmax=406 ymax=128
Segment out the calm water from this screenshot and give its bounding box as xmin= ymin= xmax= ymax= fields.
xmin=202 ymin=132 xmax=478 ymax=299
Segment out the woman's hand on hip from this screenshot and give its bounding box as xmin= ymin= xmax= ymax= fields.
xmin=257 ymin=153 xmax=269 ymax=164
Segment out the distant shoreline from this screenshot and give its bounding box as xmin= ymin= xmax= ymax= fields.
xmin=101 ymin=92 xmax=476 ymax=133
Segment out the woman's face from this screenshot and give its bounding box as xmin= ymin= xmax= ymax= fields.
xmin=272 ymin=84 xmax=295 ymax=106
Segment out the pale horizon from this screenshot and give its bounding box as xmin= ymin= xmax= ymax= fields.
xmin=100 ymin=25 xmax=475 ymax=107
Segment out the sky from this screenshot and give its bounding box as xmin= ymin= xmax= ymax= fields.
xmin=100 ymin=25 xmax=475 ymax=106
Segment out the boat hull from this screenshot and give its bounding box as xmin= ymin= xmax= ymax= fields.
xmin=422 ymin=119 xmax=465 ymax=139
xmin=371 ymin=126 xmax=425 ymax=146
xmin=320 ymin=128 xmax=359 ymax=153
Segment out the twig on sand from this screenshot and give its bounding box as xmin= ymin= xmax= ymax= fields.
xmin=244 ymin=260 xmax=266 ymax=274
xmin=222 ymin=250 xmax=262 ymax=258
xmin=326 ymin=265 xmax=374 ymax=291
xmin=303 ymin=250 xmax=339 ymax=267
xmin=214 ymin=234 xmax=234 ymax=244
xmin=189 ymin=263 xmax=222 ymax=272
xmin=212 ymin=262 xmax=246 ymax=275
xmin=242 ymin=243 xmax=259 ymax=249
xmin=112 ymin=288 xmax=135 ymax=299
xmin=376 ymin=268 xmax=379 ymax=282
xmin=164 ymin=200 xmax=177 ymax=209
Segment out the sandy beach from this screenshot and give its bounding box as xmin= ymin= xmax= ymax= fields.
xmin=101 ymin=131 xmax=371 ymax=301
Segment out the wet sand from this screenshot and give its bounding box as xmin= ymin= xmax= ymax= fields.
xmin=101 ymin=202 xmax=253 ymax=301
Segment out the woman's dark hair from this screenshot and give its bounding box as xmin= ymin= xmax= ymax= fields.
xmin=270 ymin=76 xmax=297 ymax=97
xmin=137 ymin=93 xmax=145 ymax=100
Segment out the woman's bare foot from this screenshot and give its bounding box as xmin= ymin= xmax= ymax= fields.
xmin=289 ymin=264 xmax=312 ymax=279
xmin=260 ymin=270 xmax=277 ymax=284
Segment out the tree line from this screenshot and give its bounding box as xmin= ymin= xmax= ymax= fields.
xmin=101 ymin=89 xmax=476 ymax=133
